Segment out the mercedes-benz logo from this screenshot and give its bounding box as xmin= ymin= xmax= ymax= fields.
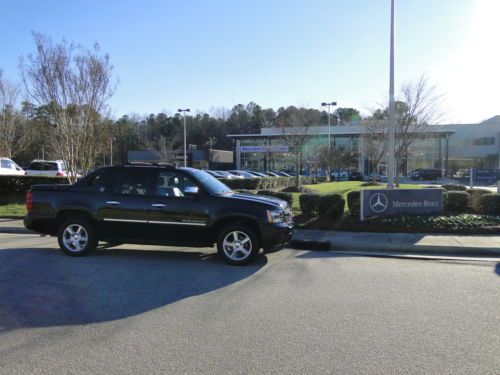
xmin=369 ymin=193 xmax=388 ymax=213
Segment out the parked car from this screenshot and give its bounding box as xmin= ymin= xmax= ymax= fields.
xmin=348 ymin=171 xmax=364 ymax=181
xmin=205 ymin=170 xmax=225 ymax=179
xmin=330 ymin=170 xmax=349 ymax=181
xmin=410 ymin=168 xmax=442 ymax=180
xmin=214 ymin=170 xmax=243 ymax=179
xmin=247 ymin=171 xmax=267 ymax=178
xmin=363 ymin=173 xmax=383 ymax=182
xmin=276 ymin=172 xmax=292 ymax=177
xmin=228 ymin=170 xmax=257 ymax=179
xmin=26 ymin=160 xmax=70 ymax=178
xmin=0 ymin=157 xmax=25 ymax=175
xmin=264 ymin=171 xmax=280 ymax=177
xmin=24 ymin=164 xmax=293 ymax=265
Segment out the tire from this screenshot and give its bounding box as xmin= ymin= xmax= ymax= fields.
xmin=57 ymin=217 xmax=98 ymax=257
xmin=217 ymin=224 xmax=260 ymax=266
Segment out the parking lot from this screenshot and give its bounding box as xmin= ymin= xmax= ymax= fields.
xmin=0 ymin=233 xmax=499 ymax=374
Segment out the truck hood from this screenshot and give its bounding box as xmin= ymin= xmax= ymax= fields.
xmin=224 ymin=192 xmax=288 ymax=210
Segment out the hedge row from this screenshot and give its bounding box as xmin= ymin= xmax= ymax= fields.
xmin=220 ymin=176 xmax=328 ymax=190
xmin=441 ymin=183 xmax=468 ymax=192
xmin=256 ymin=190 xmax=294 ymax=206
xmin=299 ymin=193 xmax=345 ymax=221
xmin=0 ymin=175 xmax=68 ymax=194
xmin=480 ymin=193 xmax=500 ymax=215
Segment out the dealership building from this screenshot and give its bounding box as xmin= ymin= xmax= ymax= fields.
xmin=228 ymin=115 xmax=500 ymax=176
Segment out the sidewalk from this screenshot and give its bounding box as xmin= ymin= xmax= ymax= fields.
xmin=0 ymin=218 xmax=32 ymax=234
xmin=1 ymin=218 xmax=500 ymax=258
xmin=292 ymin=229 xmax=500 ymax=257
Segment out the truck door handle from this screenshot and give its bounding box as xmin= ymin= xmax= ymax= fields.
xmin=106 ymin=201 xmax=121 ymax=205
xmin=152 ymin=203 xmax=166 ymax=208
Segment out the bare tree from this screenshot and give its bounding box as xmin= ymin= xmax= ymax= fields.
xmin=275 ymin=106 xmax=319 ymax=186
xmin=365 ymin=75 xmax=443 ymax=185
xmin=316 ymin=145 xmax=353 ymax=177
xmin=393 ymin=76 xmax=443 ymax=184
xmin=20 ymin=33 xmax=116 ymax=182
xmin=360 ymin=118 xmax=388 ymax=177
xmin=0 ymin=70 xmax=31 ymax=158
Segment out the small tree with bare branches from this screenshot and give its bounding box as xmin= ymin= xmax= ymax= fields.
xmin=20 ymin=33 xmax=116 ymax=182
xmin=0 ymin=70 xmax=31 ymax=158
xmin=365 ymin=75 xmax=443 ymax=185
xmin=275 ymin=107 xmax=319 ymax=187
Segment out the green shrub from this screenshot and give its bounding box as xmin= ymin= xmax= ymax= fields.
xmin=467 ymin=188 xmax=491 ymax=213
xmin=299 ymin=194 xmax=321 ymax=216
xmin=347 ymin=190 xmax=360 ymax=216
xmin=318 ymin=193 xmax=345 ymax=221
xmin=256 ymin=190 xmax=293 ymax=206
xmin=234 ymin=189 xmax=255 ymax=195
xmin=442 ymin=183 xmax=467 ymax=192
xmin=444 ymin=191 xmax=470 ymax=213
xmin=0 ymin=175 xmax=68 ymax=195
xmin=480 ymin=193 xmax=500 ymax=215
xmin=220 ymin=175 xmax=327 ymax=191
xmin=221 ymin=177 xmax=294 ymax=191
xmin=360 ymin=181 xmax=381 ymax=187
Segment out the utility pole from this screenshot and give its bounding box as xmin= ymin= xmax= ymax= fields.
xmin=177 ymin=108 xmax=191 ymax=167
xmin=321 ymin=101 xmax=337 ymax=180
xmin=387 ymin=0 xmax=396 ymax=189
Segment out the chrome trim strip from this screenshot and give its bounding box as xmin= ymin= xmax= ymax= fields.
xmin=103 ymin=218 xmax=148 ymax=223
xmin=148 ymin=220 xmax=206 ymax=226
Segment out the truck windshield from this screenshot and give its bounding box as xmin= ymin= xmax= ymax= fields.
xmin=189 ymin=169 xmax=233 ymax=195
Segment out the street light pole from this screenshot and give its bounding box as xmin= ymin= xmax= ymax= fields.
xmin=110 ymin=137 xmax=113 ymax=166
xmin=178 ymin=108 xmax=191 ymax=167
xmin=321 ymin=101 xmax=337 ymax=180
xmin=387 ymin=0 xmax=396 ymax=189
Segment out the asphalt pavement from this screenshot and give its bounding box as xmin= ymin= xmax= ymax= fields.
xmin=0 ymin=233 xmax=499 ymax=375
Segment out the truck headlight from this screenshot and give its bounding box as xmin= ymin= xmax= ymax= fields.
xmin=267 ymin=209 xmax=285 ymax=223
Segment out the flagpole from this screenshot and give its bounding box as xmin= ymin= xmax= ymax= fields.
xmin=387 ymin=0 xmax=396 ymax=189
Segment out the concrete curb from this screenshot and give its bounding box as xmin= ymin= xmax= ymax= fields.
xmin=289 ymin=235 xmax=500 ymax=258
xmin=327 ymin=240 xmax=500 ymax=257
xmin=327 ymin=250 xmax=500 ymax=262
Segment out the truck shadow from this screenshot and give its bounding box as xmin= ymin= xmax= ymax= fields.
xmin=0 ymin=247 xmax=266 ymax=332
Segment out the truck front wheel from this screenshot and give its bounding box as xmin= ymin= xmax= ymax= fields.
xmin=57 ymin=218 xmax=98 ymax=256
xmin=217 ymin=224 xmax=260 ymax=266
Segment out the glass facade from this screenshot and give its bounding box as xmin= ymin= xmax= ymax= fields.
xmin=237 ymin=134 xmax=447 ymax=175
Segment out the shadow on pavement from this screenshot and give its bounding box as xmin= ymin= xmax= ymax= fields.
xmin=495 ymin=263 xmax=500 ymax=276
xmin=0 ymin=247 xmax=266 ymax=332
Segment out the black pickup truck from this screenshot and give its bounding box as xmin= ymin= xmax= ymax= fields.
xmin=24 ymin=164 xmax=293 ymax=265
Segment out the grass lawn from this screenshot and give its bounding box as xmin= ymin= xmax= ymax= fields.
xmin=0 ymin=203 xmax=27 ymax=218
xmin=304 ymin=181 xmax=422 ymax=195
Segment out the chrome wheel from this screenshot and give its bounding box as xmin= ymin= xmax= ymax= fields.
xmin=222 ymin=231 xmax=252 ymax=261
xmin=62 ymin=224 xmax=88 ymax=253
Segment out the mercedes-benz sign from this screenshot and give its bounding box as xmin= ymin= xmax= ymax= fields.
xmin=361 ymin=189 xmax=443 ymax=220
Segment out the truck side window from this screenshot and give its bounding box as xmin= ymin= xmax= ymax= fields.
xmin=76 ymin=170 xmax=110 ymax=192
xmin=113 ymin=168 xmax=150 ymax=196
xmin=155 ymin=171 xmax=196 ymax=197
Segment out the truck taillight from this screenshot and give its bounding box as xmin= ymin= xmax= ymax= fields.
xmin=26 ymin=191 xmax=32 ymax=212
xmin=56 ymin=171 xmax=64 ymax=177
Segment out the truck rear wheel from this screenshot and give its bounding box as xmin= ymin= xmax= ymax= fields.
xmin=217 ymin=224 xmax=260 ymax=266
xmin=57 ymin=218 xmax=98 ymax=256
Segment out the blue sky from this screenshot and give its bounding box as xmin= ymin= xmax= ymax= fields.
xmin=1 ymin=0 xmax=498 ymax=123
